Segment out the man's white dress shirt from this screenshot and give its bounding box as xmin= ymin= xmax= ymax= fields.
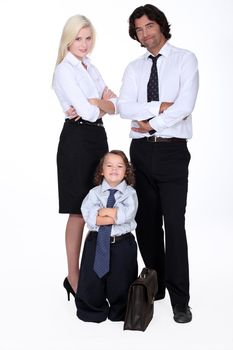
xmin=118 ymin=42 xmax=199 ymax=139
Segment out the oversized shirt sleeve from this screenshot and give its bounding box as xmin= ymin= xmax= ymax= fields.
xmin=114 ymin=189 xmax=138 ymax=225
xmin=81 ymin=190 xmax=101 ymax=230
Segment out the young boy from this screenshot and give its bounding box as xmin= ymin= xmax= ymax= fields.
xmin=76 ymin=150 xmax=138 ymax=323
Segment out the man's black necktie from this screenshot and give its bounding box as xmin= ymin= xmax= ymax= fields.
xmin=93 ymin=189 xmax=117 ymax=278
xmin=147 ymin=54 xmax=161 ymax=102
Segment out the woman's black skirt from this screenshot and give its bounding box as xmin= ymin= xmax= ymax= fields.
xmin=57 ymin=119 xmax=108 ymax=214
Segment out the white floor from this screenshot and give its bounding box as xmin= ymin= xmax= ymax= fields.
xmin=1 ymin=212 xmax=232 ymax=350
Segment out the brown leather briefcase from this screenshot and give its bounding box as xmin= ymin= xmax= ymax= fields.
xmin=124 ymin=268 xmax=158 ymax=331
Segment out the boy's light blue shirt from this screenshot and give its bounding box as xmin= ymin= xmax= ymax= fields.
xmin=81 ymin=179 xmax=138 ymax=236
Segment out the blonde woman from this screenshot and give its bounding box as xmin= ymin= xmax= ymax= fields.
xmin=53 ymin=15 xmax=116 ymax=300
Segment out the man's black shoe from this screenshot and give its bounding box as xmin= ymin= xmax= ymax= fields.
xmin=173 ymin=304 xmax=192 ymax=323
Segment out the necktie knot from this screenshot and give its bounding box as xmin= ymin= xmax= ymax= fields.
xmin=109 ymin=189 xmax=117 ymax=194
xmin=148 ymin=54 xmax=161 ymax=63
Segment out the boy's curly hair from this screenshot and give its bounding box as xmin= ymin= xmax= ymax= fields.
xmin=94 ymin=150 xmax=135 ymax=186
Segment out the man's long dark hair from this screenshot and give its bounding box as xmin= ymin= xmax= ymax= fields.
xmin=129 ymin=4 xmax=171 ymax=42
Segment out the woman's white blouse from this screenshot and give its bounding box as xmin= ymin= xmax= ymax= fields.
xmin=53 ymin=51 xmax=116 ymax=122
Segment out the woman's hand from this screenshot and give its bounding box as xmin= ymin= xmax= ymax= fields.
xmin=99 ymin=110 xmax=106 ymax=117
xmin=102 ymin=87 xmax=116 ymax=100
xmin=88 ymin=98 xmax=107 ymax=118
xmin=65 ymin=106 xmax=80 ymax=121
xmin=89 ymin=87 xmax=116 ymax=116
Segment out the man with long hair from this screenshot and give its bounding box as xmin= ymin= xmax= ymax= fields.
xmin=118 ymin=4 xmax=199 ymax=323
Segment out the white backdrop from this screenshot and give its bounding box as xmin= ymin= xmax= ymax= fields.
xmin=0 ymin=0 xmax=233 ymax=349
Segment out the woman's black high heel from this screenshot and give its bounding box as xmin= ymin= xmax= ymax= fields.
xmin=63 ymin=277 xmax=76 ymax=301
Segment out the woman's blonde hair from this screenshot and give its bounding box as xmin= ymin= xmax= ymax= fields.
xmin=55 ymin=14 xmax=96 ymax=66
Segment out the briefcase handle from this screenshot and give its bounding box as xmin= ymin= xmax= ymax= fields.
xmin=140 ymin=267 xmax=150 ymax=279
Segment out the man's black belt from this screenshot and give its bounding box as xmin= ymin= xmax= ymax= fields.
xmin=135 ymin=136 xmax=186 ymax=143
